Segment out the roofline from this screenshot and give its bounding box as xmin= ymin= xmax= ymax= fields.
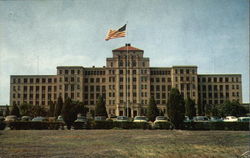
xmin=57 ymin=66 xmax=84 ymax=68
xmin=150 ymin=67 xmax=172 ymax=69
xmin=198 ymin=74 xmax=242 ymax=76
xmin=11 ymin=75 xmax=56 ymax=77
xmin=172 ymin=65 xmax=198 ymax=68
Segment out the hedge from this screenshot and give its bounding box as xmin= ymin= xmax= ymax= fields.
xmin=0 ymin=122 xmax=6 ymax=130
xmin=183 ymin=122 xmax=250 ymax=131
xmin=86 ymin=121 xmax=151 ymax=129
xmin=7 ymin=121 xmax=64 ymax=130
xmin=5 ymin=121 xmax=250 ymax=130
xmin=153 ymin=122 xmax=173 ymax=129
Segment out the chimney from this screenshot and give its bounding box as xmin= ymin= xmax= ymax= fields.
xmin=125 ymin=43 xmax=131 ymax=46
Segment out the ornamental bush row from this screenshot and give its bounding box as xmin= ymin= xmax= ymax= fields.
xmin=183 ymin=122 xmax=249 ymax=131
xmin=0 ymin=122 xmax=6 ymax=130
xmin=7 ymin=121 xmax=63 ymax=130
xmin=2 ymin=121 xmax=249 ymax=130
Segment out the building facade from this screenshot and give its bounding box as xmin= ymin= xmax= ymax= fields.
xmin=10 ymin=44 xmax=242 ymax=117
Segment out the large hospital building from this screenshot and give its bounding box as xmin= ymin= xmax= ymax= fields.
xmin=10 ymin=44 xmax=242 ymax=117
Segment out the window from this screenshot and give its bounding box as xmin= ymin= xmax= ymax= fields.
xmin=24 ymin=78 xmax=27 ymax=83
xmin=119 ymin=70 xmax=123 ymax=74
xmin=133 ymin=70 xmax=136 ymax=74
xmin=180 ymin=69 xmax=183 ymax=74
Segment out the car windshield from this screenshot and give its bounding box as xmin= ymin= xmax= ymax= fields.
xmin=135 ymin=117 xmax=146 ymax=120
xmin=77 ymin=116 xmax=86 ymax=120
xmin=156 ymin=116 xmax=167 ymax=120
xmin=33 ymin=117 xmax=44 ymax=121
xmin=117 ymin=116 xmax=128 ymax=120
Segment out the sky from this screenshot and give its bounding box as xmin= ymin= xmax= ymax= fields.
xmin=0 ymin=0 xmax=249 ymax=104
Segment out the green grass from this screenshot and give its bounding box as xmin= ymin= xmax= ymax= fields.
xmin=0 ymin=130 xmax=249 ymax=158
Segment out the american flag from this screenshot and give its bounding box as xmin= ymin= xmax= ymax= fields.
xmin=105 ymin=24 xmax=126 ymax=41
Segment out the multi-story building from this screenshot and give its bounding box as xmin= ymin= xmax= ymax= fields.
xmin=10 ymin=44 xmax=242 ymax=117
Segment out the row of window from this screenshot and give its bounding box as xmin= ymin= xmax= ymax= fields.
xmin=58 ymin=69 xmax=81 ymax=75
xmin=201 ymin=92 xmax=240 ymax=98
xmin=175 ymin=76 xmax=196 ymax=82
xmin=199 ymin=84 xmax=240 ymax=91
xmin=150 ymin=85 xmax=172 ymax=91
xmin=175 ymin=69 xmax=196 ymax=74
xmin=199 ymin=77 xmax=240 ymax=83
xmin=151 ymin=77 xmax=171 ymax=82
xmin=202 ymin=99 xmax=240 ymax=105
xmin=12 ymin=78 xmax=56 ymax=84
xmin=150 ymin=70 xmax=171 ymax=75
xmin=59 ymin=69 xmax=107 ymax=76
xmin=13 ymin=93 xmax=57 ymax=100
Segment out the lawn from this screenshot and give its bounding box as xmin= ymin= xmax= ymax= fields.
xmin=0 ymin=130 xmax=249 ymax=158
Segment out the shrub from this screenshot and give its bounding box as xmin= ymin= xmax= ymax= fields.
xmin=91 ymin=120 xmax=113 ymax=129
xmin=73 ymin=122 xmax=86 ymax=130
xmin=8 ymin=121 xmax=63 ymax=130
xmin=0 ymin=122 xmax=6 ymax=130
xmin=153 ymin=122 xmax=172 ymax=129
xmin=183 ymin=122 xmax=249 ymax=131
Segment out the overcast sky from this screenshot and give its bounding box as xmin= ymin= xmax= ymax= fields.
xmin=0 ymin=0 xmax=249 ymax=104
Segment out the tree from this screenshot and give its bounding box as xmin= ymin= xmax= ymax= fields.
xmin=166 ymin=88 xmax=185 ymax=129
xmin=60 ymin=98 xmax=89 ymax=129
xmin=11 ymin=102 xmax=20 ymax=117
xmin=48 ymin=100 xmax=56 ymax=117
xmin=217 ymin=100 xmax=248 ymax=117
xmin=30 ymin=105 xmax=47 ymax=117
xmin=95 ymin=96 xmax=107 ymax=117
xmin=55 ymin=96 xmax=63 ymax=117
xmin=5 ymin=105 xmax=10 ymax=116
xmin=61 ymin=98 xmax=75 ymax=129
xmin=185 ymin=97 xmax=196 ymax=119
xmin=19 ymin=103 xmax=33 ymax=116
xmin=74 ymin=101 xmax=88 ymax=116
xmin=147 ymin=97 xmax=159 ymax=121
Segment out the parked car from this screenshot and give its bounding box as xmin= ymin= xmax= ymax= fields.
xmin=21 ymin=116 xmax=32 ymax=121
xmin=223 ymin=116 xmax=238 ymax=122
xmin=115 ymin=116 xmax=130 ymax=122
xmin=154 ymin=116 xmax=168 ymax=124
xmin=193 ymin=116 xmax=209 ymax=122
xmin=74 ymin=115 xmax=87 ymax=123
xmin=107 ymin=115 xmax=117 ymax=121
xmin=5 ymin=115 xmax=18 ymax=122
xmin=94 ymin=116 xmax=107 ymax=121
xmin=133 ymin=116 xmax=148 ymax=123
xmin=238 ymin=117 xmax=250 ymax=122
xmin=184 ymin=116 xmax=193 ymax=123
xmin=57 ymin=115 xmax=64 ymax=123
xmin=32 ymin=116 xmax=48 ymax=122
xmin=209 ymin=116 xmax=223 ymax=122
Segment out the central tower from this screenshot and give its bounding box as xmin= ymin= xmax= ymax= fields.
xmin=106 ymin=44 xmax=150 ymax=117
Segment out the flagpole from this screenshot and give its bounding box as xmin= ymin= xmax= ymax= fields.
xmin=126 ymin=21 xmax=129 ymax=117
